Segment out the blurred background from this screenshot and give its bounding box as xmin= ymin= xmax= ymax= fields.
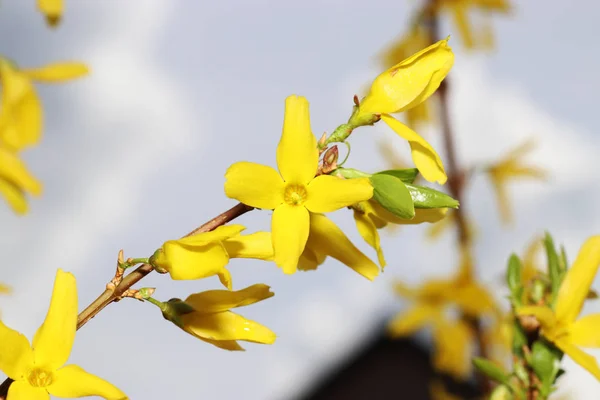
xmin=1 ymin=0 xmax=600 ymax=399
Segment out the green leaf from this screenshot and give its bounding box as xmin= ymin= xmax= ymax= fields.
xmin=376 ymin=168 xmax=420 ymax=184
xmin=369 ymin=174 xmax=415 ymax=219
xmin=531 ymin=340 xmax=562 ymax=396
xmin=507 ymin=253 xmax=523 ymax=303
xmin=490 ymin=385 xmax=513 ymax=400
xmin=544 ymin=232 xmax=561 ymax=306
xmin=404 ymin=183 xmax=459 ymax=209
xmin=512 ymin=321 xmax=527 ymax=357
xmin=472 ymin=357 xmax=510 ymax=384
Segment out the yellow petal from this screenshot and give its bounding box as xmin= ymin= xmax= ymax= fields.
xmin=23 ymin=63 xmax=88 ymax=82
xmin=305 ymin=176 xmax=373 ymax=213
xmin=223 ymin=232 xmax=274 ymax=260
xmin=224 ymin=162 xmax=284 ymax=209
xmin=305 ymin=213 xmax=380 ymax=280
xmin=0 ymin=148 xmax=43 ymax=196
xmin=489 ymin=174 xmax=512 ymax=223
xmin=7 ymin=381 xmax=48 ymax=400
xmin=298 ymin=243 xmax=325 ymax=271
xmin=432 ymin=319 xmax=473 ymax=379
xmin=0 ymin=178 xmax=28 ymax=215
xmin=392 ymin=281 xmax=418 ymax=299
xmin=37 ymin=0 xmax=63 ymax=27
xmin=451 ymin=4 xmax=475 ymax=49
xmin=272 ymin=203 xmax=309 ymax=274
xmin=32 ymin=269 xmax=77 ymax=370
xmin=276 ymin=95 xmax=318 ymax=184
xmin=387 ymin=305 xmax=439 ymax=337
xmin=555 ymin=338 xmax=600 ymax=381
xmin=453 ymin=283 xmax=497 ymax=317
xmin=0 ymin=320 xmax=33 ymax=380
xmin=397 ymin=207 xmax=448 ymax=225
xmin=2 ymin=80 xmax=43 ymax=151
xmin=353 ymin=209 xmax=386 ymax=268
xmin=516 ymin=305 xmax=557 ymax=331
xmin=199 ymin=338 xmax=245 ymax=351
xmin=48 ymin=365 xmax=127 ymax=400
xmin=185 ymin=284 xmax=274 ymax=314
xmin=217 ymin=269 xmax=232 ymax=290
xmin=155 ymin=241 xmax=230 ymax=280
xmin=360 ymin=38 xmax=454 ymax=115
xmin=182 ymin=310 xmax=276 ymax=344
xmin=570 ymin=314 xmax=600 ymax=348
xmin=176 ymin=224 xmax=245 ymax=246
xmin=381 ymin=115 xmax=447 ymax=184
xmin=556 ymin=236 xmax=600 ymax=324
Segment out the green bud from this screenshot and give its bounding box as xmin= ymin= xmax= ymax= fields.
xmin=507 ymin=254 xmax=523 ymax=303
xmin=544 ymin=232 xmax=562 ymax=306
xmin=472 ymin=357 xmax=509 ymax=384
xmin=347 ymin=105 xmax=381 ymax=129
xmin=376 ymin=168 xmax=420 ymax=184
xmin=404 ymin=183 xmax=459 ymax=209
xmin=369 ymin=174 xmax=415 ymax=219
xmin=530 ymin=279 xmax=546 ymax=304
xmin=326 ymin=123 xmax=354 ymax=144
xmin=531 ymin=340 xmax=562 ymax=396
xmin=138 ymin=287 xmax=156 ymax=300
xmin=490 ymin=385 xmax=513 ymax=400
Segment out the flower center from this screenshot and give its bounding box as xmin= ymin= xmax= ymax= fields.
xmin=27 ymin=368 xmax=54 ymax=388
xmin=284 ymin=184 xmax=307 ymax=206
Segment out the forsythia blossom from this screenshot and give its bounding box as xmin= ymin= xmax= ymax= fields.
xmin=518 ymin=236 xmax=600 ymax=380
xmin=160 ymin=284 xmax=276 ymax=351
xmin=356 ymin=39 xmax=454 ymax=184
xmin=0 ymin=146 xmax=42 ymax=214
xmin=37 ymin=0 xmax=64 ymax=27
xmin=0 ymin=269 xmax=127 ymax=399
xmin=224 ymin=95 xmax=373 ymax=273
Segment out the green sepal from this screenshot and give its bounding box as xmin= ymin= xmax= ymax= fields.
xmin=376 ymin=168 xmax=420 ymax=184
xmin=472 ymin=357 xmax=510 ymax=385
xmin=335 ymin=168 xmax=371 ymax=180
xmin=507 ymin=253 xmax=523 ymax=306
xmin=404 ymin=183 xmax=459 ymax=209
xmin=530 ymin=340 xmax=562 ymax=397
xmin=369 ymin=174 xmax=415 ymax=219
xmin=544 ymin=232 xmax=562 ymax=307
xmin=161 ymin=298 xmax=196 ymax=329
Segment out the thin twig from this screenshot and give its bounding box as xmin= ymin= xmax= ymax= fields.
xmin=0 ymin=202 xmax=253 ymax=398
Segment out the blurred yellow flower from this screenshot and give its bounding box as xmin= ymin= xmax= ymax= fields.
xmin=170 ymin=284 xmax=276 ymax=351
xmin=435 ymin=0 xmax=511 ymax=50
xmin=224 ymin=95 xmax=372 ymax=273
xmin=353 ymin=199 xmax=448 ymax=268
xmin=0 ymin=269 xmax=127 ymax=399
xmin=518 ymin=236 xmax=600 ymax=380
xmin=298 ymin=213 xmax=380 ymax=281
xmin=0 ymin=146 xmax=42 ymax=214
xmin=152 ymin=225 xmax=273 ymax=289
xmin=379 ymin=25 xmax=434 ymax=128
xmin=425 ymin=209 xmax=477 ymax=242
xmin=38 ymin=0 xmax=63 ymax=27
xmin=0 ymin=59 xmax=88 ymax=151
xmin=0 ymin=283 xmax=10 ymax=294
xmin=521 ymin=236 xmax=544 ymax=285
xmin=430 ymin=380 xmax=462 ymax=400
xmin=486 ymin=139 xmax=547 ymax=224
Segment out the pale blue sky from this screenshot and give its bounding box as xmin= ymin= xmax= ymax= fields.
xmin=1 ymin=1 xmax=600 ymax=399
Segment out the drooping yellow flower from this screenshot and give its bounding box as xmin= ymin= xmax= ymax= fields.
xmin=0 ymin=59 xmax=88 ymax=151
xmin=224 ymin=95 xmax=373 ymax=273
xmin=379 ymin=25 xmax=435 ymax=128
xmin=152 ymin=225 xmax=273 ymax=289
xmin=0 ymin=269 xmax=127 ymax=399
xmin=518 ymin=236 xmax=600 ymax=380
xmin=435 ymin=0 xmax=511 ymax=50
xmin=298 ymin=213 xmax=380 ymax=280
xmin=486 ymin=139 xmax=547 ymax=224
xmin=0 ymin=146 xmax=42 ymax=214
xmin=353 ymin=199 xmax=448 ymax=268
xmin=357 ymin=39 xmax=453 ymax=184
xmin=38 ymin=0 xmax=64 ymax=27
xmin=170 ymin=284 xmax=276 ymax=351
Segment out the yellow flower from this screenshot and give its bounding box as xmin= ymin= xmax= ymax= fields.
xmin=486 ymin=139 xmax=547 ymax=224
xmin=38 ymin=0 xmax=63 ymax=27
xmin=518 ymin=236 xmax=600 ymax=380
xmin=379 ymin=25 xmax=434 ymax=128
xmin=0 ymin=269 xmax=127 ymax=399
xmin=152 ymin=225 xmax=273 ymax=289
xmin=0 ymin=283 xmax=10 ymax=294
xmin=0 ymin=59 xmax=88 ymax=151
xmin=436 ymin=0 xmax=511 ymax=50
xmin=353 ymin=199 xmax=448 ymax=268
xmin=358 ymin=39 xmax=454 ymax=184
xmin=0 ymin=146 xmax=43 ymax=214
xmin=172 ymin=284 xmax=276 ymax=351
xmin=521 ymin=236 xmax=544 ymax=285
xmin=224 ymin=95 xmax=373 ymax=273
xmin=298 ymin=213 xmax=380 ymax=280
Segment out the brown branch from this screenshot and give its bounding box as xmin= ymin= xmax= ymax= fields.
xmin=425 ymin=1 xmax=492 ymax=396
xmin=0 ymin=202 xmax=253 ymax=398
